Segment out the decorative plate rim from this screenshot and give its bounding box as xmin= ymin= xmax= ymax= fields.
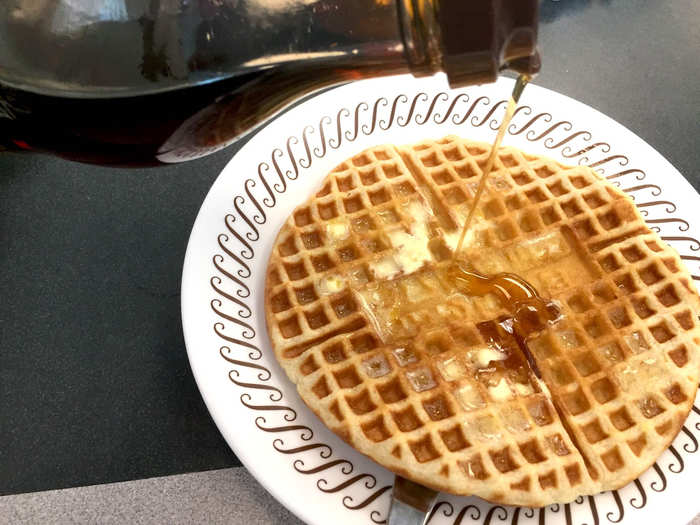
xmin=182 ymin=75 xmax=700 ymax=525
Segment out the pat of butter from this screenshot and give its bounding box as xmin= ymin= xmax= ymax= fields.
xmin=325 ymin=219 xmax=349 ymax=241
xmin=370 ymin=256 xmax=401 ymax=280
xmin=395 ymin=237 xmax=431 ymax=272
xmin=318 ymin=275 xmax=345 ymax=294
xmin=387 ymin=222 xmax=432 ymax=275
xmin=488 ymin=378 xmax=513 ymax=401
xmin=476 ymin=346 xmax=507 ymax=368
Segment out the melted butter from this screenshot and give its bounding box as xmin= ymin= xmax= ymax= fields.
xmin=472 ymin=414 xmax=502 ymax=441
xmin=370 ymin=202 xmax=434 ymax=279
xmin=454 ymin=383 xmax=486 ymax=411
xmin=475 ymin=346 xmax=508 ymax=368
xmin=387 ymin=201 xmax=433 ymax=273
xmin=370 ymin=255 xmax=401 ymax=280
xmin=437 ymin=355 xmax=467 ymax=382
xmin=488 ymin=377 xmax=513 ymax=401
xmin=318 ymin=275 xmax=345 ymax=294
xmin=388 ymin=228 xmax=431 ymax=274
xmin=325 ymin=218 xmax=349 ymax=241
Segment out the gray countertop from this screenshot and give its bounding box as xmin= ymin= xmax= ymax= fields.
xmin=0 ymin=468 xmax=697 ymax=525
xmin=0 ymin=469 xmax=302 ymax=525
xmin=1 ymin=0 xmax=699 ymax=523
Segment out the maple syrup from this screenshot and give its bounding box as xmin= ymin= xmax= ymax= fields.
xmin=448 ymin=261 xmax=561 ymax=378
xmin=453 ymin=73 xmax=532 ymax=258
xmin=449 ymin=262 xmax=561 ymax=330
xmin=444 ymin=73 xmax=560 ymax=375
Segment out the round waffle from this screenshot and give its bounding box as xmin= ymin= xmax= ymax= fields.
xmin=264 ymin=135 xmax=700 ymax=507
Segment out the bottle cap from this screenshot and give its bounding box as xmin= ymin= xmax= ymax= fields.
xmin=437 ymin=0 xmax=540 ymax=86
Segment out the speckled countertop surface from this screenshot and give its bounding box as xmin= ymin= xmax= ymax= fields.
xmin=1 ymin=0 xmax=698 ymax=523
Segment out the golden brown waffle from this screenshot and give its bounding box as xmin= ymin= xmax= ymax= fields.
xmin=264 ymin=135 xmax=700 ymax=506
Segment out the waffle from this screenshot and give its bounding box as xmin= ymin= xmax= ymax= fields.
xmin=264 ymin=135 xmax=700 ymax=506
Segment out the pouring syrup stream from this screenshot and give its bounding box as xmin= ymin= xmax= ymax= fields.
xmin=453 ymin=73 xmax=531 ymax=259
xmin=447 ymin=74 xmax=561 ymax=365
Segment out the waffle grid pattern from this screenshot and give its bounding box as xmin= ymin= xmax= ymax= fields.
xmin=265 ymin=136 xmax=700 ymax=506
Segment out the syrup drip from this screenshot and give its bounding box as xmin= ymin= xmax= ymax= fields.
xmin=449 ymin=262 xmax=561 ymax=378
xmin=449 ymin=263 xmax=561 ymax=329
xmin=453 ymin=73 xmax=531 ymax=259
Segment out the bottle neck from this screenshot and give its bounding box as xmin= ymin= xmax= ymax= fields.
xmin=398 ymin=0 xmax=540 ymax=87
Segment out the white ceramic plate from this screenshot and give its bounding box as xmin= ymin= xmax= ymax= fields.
xmin=181 ymin=75 xmax=700 ymax=525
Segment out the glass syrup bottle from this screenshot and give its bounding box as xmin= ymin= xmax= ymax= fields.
xmin=0 ymin=0 xmax=539 ymax=166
